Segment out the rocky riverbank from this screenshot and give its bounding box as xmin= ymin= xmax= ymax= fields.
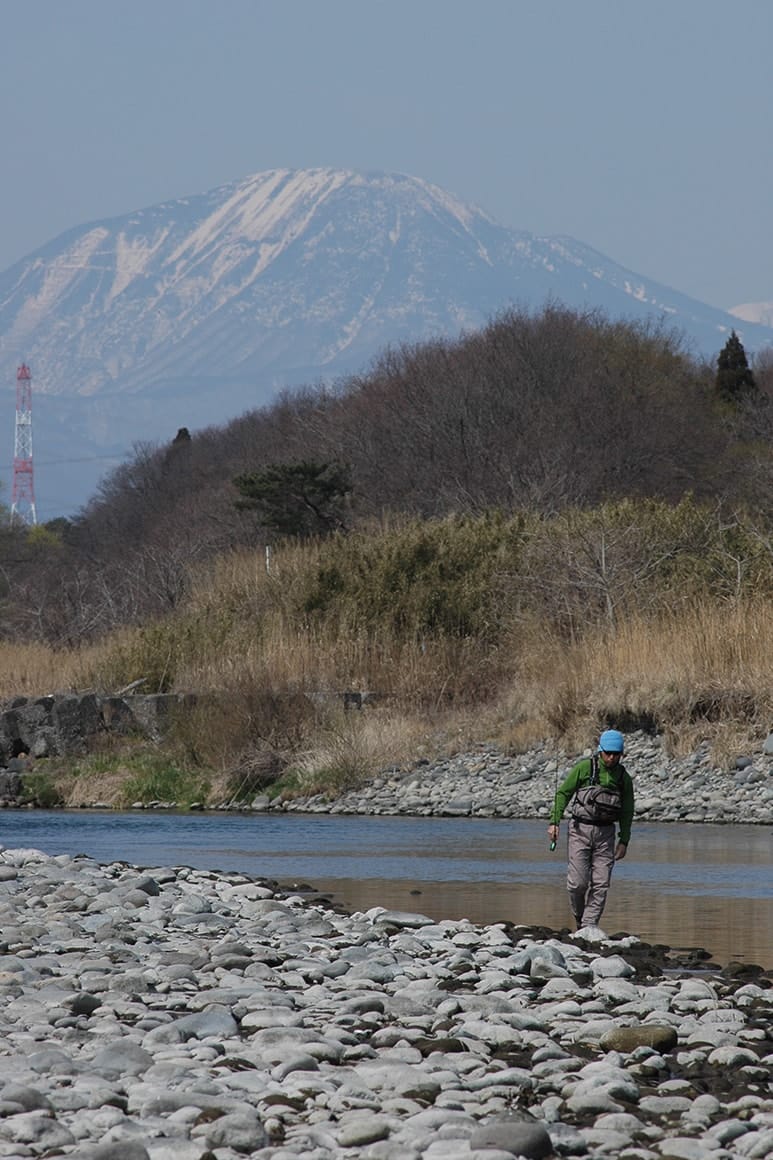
xmin=0 ymin=847 xmax=769 ymax=1159
xmin=268 ymin=731 xmax=773 ymax=827
xmin=4 ymin=728 xmax=773 ymax=828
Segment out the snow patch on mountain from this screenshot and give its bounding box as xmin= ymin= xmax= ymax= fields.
xmin=12 ymin=229 xmax=109 ymax=337
xmin=110 ymin=227 xmax=171 ymax=303
xmin=729 ymin=301 xmax=773 ymax=329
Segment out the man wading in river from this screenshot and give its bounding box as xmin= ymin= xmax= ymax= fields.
xmin=547 ymin=729 xmax=634 ymax=931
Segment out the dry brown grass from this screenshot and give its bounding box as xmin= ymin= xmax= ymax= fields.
xmin=522 ymin=600 xmax=773 ymax=760
xmin=288 ymin=709 xmax=433 ymax=796
xmin=4 ymin=549 xmax=773 ymax=790
xmin=0 ymin=643 xmax=88 ymax=700
xmin=59 ymin=769 xmax=130 ymax=807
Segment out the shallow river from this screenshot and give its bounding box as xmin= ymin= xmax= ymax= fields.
xmin=2 ymin=811 xmax=771 ymax=968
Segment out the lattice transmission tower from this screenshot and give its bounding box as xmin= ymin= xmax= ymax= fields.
xmin=10 ymin=363 xmax=37 ymax=526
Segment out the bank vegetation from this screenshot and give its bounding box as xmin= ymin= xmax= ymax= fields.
xmin=2 ymin=305 xmax=773 ymax=805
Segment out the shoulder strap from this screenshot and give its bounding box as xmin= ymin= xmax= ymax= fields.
xmin=591 ymin=752 xmax=626 ymax=785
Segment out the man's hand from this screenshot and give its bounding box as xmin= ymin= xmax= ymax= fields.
xmin=548 ymin=825 xmax=559 ymax=843
xmin=615 ymin=842 xmax=627 ymax=861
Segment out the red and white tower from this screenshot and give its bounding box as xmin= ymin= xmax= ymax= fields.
xmin=10 ymin=364 xmax=37 ymax=526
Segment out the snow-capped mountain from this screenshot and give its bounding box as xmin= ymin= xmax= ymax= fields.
xmin=730 ymin=301 xmax=773 ymax=329
xmin=1 ymin=168 xmax=771 ymax=517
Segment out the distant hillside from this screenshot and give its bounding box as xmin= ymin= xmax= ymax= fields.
xmin=1 ymin=167 xmax=772 ymax=516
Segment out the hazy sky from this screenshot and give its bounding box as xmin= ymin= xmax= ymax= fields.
xmin=2 ymin=0 xmax=771 ymax=311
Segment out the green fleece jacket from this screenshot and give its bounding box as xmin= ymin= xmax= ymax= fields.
xmin=549 ymin=756 xmax=635 ymax=845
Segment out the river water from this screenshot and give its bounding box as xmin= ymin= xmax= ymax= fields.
xmin=2 ymin=811 xmax=771 ymax=969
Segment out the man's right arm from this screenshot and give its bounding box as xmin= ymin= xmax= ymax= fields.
xmin=548 ymin=762 xmax=582 ymax=825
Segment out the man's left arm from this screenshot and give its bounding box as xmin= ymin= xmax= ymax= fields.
xmin=616 ymin=769 xmax=635 ymax=859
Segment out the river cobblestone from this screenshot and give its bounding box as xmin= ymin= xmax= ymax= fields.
xmin=0 ymin=847 xmax=768 ymax=1159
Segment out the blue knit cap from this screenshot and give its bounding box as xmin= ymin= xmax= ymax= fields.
xmin=599 ymin=729 xmax=625 ymax=753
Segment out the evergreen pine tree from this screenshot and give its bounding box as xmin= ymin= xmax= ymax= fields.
xmin=716 ymin=330 xmax=756 ymax=402
xmin=233 ymin=460 xmax=351 ymax=539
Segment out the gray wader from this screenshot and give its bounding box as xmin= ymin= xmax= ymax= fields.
xmin=567 ymin=818 xmax=616 ymax=927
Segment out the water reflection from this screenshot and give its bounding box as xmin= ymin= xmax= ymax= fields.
xmin=0 ymin=811 xmax=770 ymax=968
xmin=311 ymin=875 xmax=772 ymax=970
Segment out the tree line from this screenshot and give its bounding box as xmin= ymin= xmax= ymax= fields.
xmin=2 ymin=305 xmax=771 ymax=646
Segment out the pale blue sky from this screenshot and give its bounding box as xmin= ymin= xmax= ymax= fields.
xmin=2 ymin=0 xmax=771 ymax=311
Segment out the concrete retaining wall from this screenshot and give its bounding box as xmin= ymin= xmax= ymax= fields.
xmin=0 ymin=693 xmax=192 ymax=765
